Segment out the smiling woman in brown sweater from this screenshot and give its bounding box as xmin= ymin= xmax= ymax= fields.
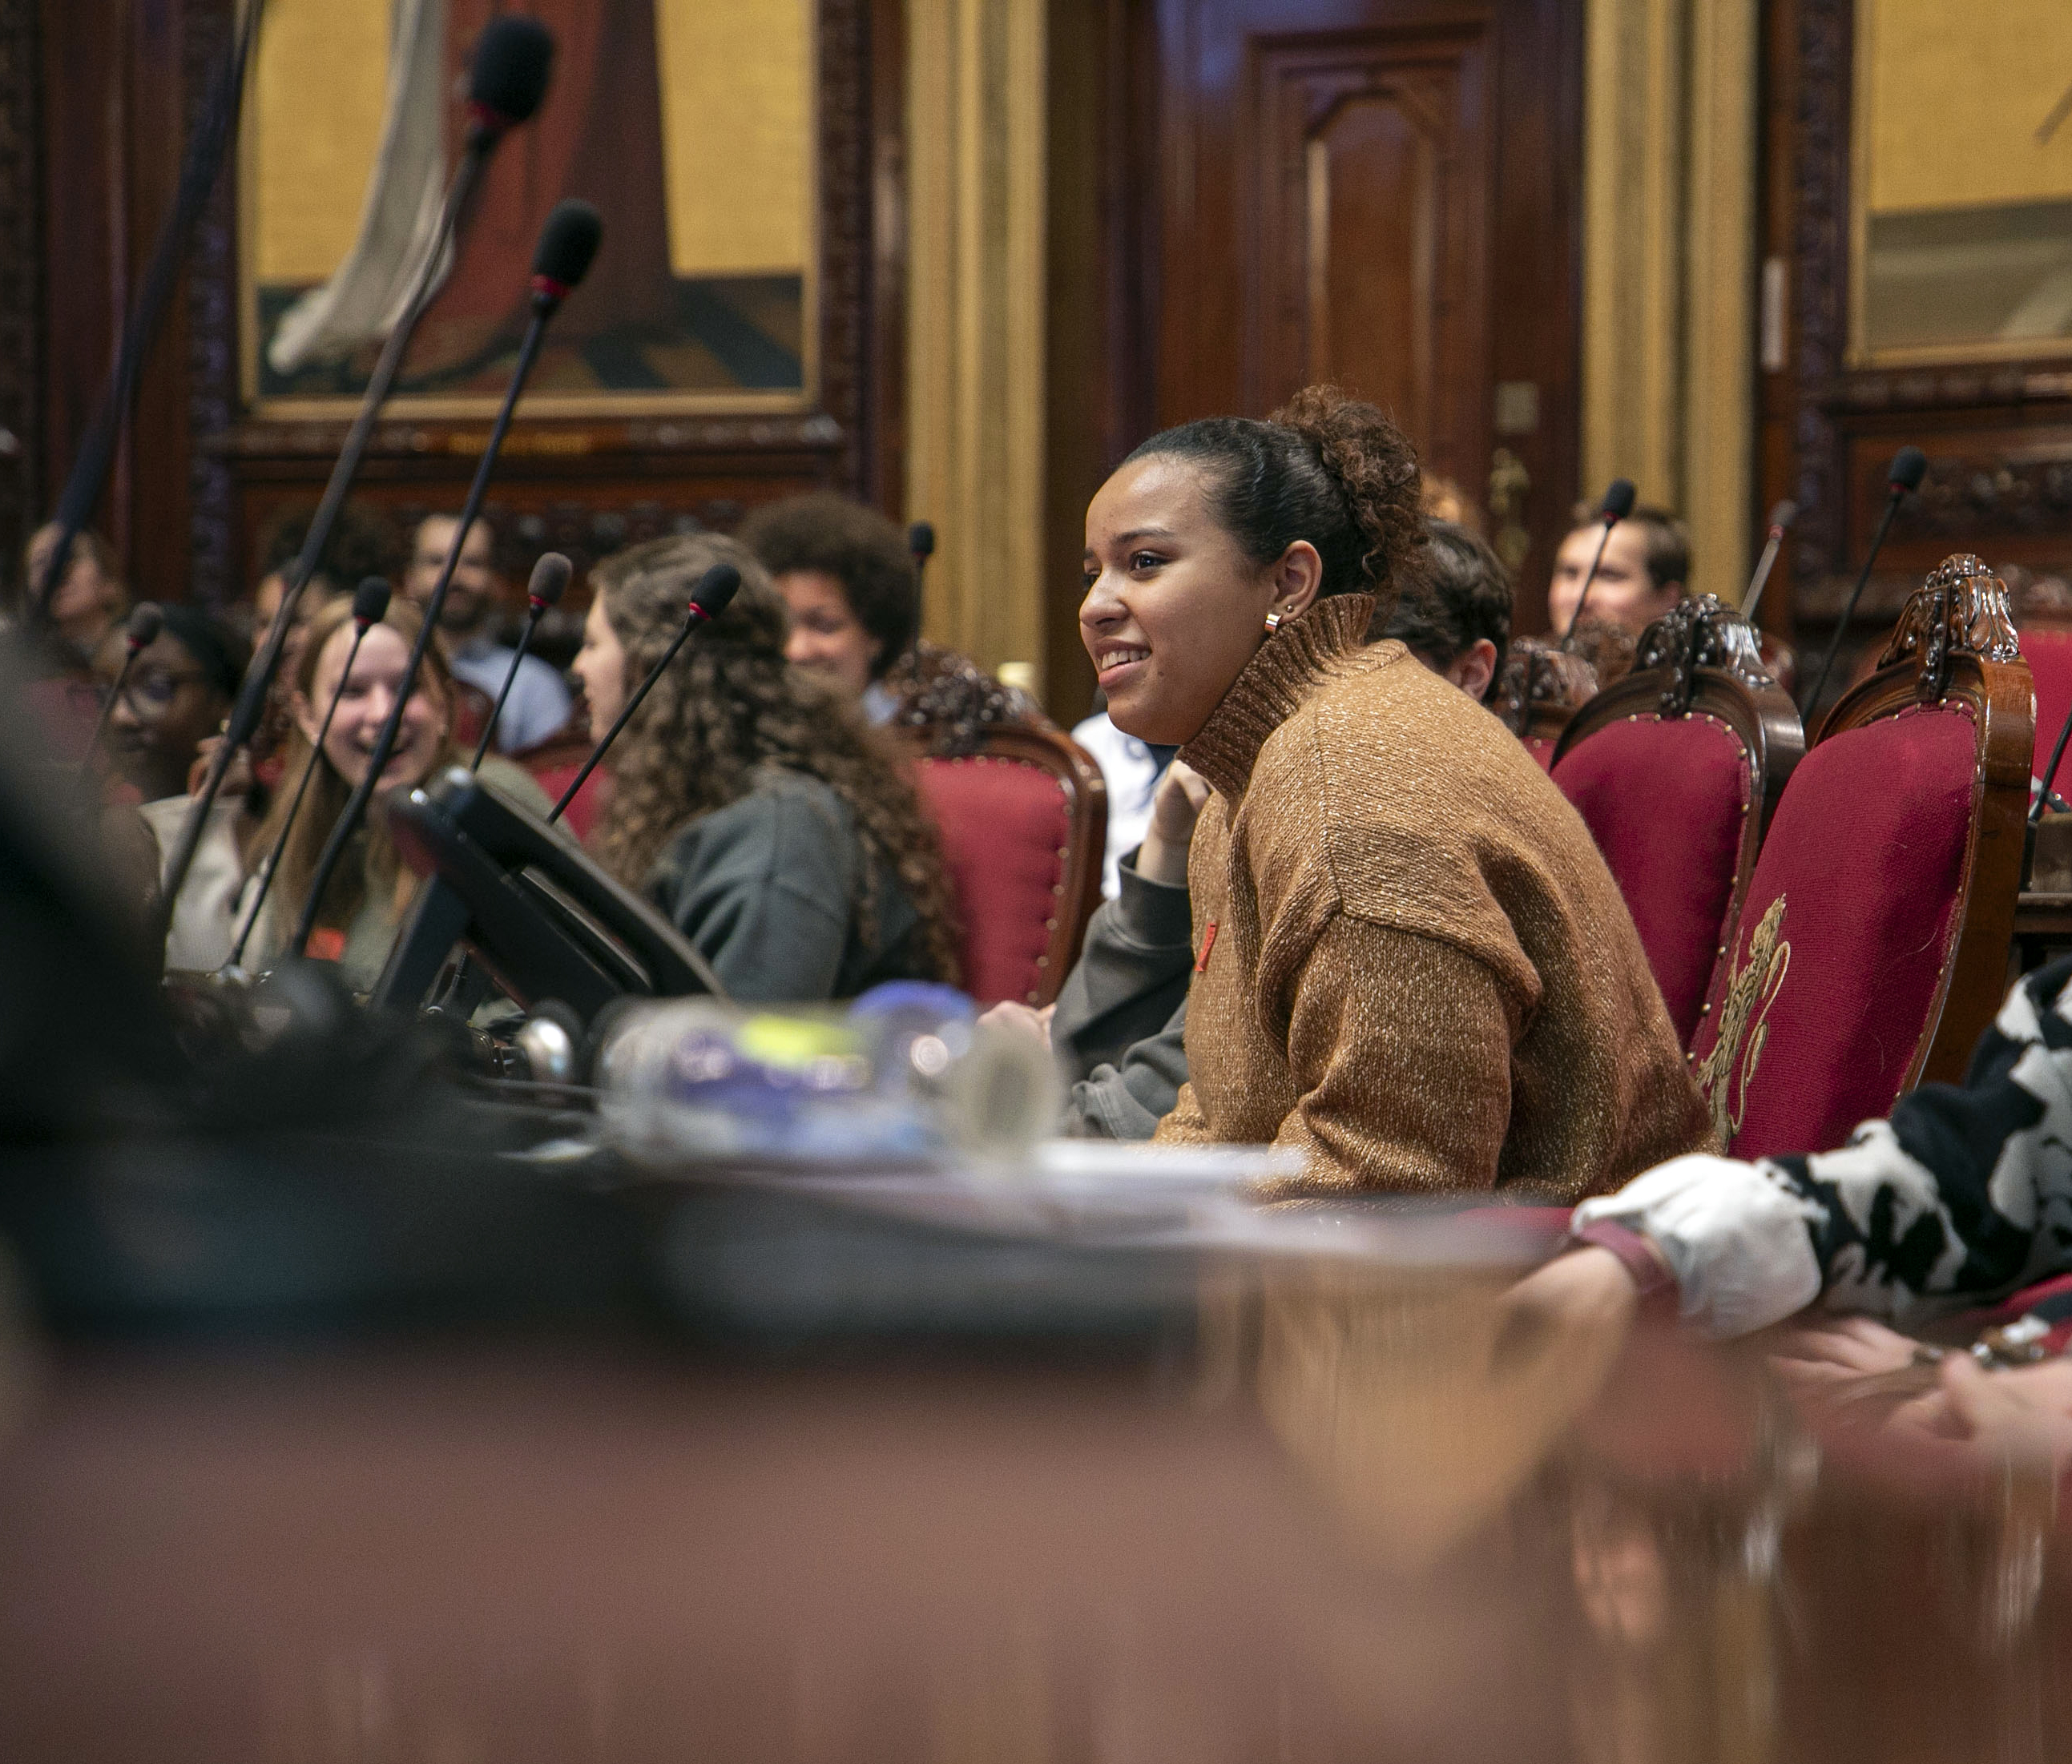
xmin=1078 ymin=388 xmax=1709 ymax=1199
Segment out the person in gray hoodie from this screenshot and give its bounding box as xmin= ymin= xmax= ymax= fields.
xmin=573 ymin=533 xmax=961 ymax=1002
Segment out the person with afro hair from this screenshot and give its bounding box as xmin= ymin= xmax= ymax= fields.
xmin=739 ymin=491 xmax=920 ymax=724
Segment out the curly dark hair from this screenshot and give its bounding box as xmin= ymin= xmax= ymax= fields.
xmin=589 ymin=532 xmax=960 ymax=985
xmin=257 ymin=499 xmax=402 ymax=598
xmin=1377 ymin=518 xmax=1513 ymax=694
xmin=1120 ymin=385 xmax=1425 ymax=619
xmin=737 ymin=492 xmax=918 ymax=681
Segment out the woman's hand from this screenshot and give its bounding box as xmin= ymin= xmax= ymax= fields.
xmin=1490 ymin=1246 xmax=1642 ymax=1374
xmin=187 ymin=727 xmax=252 ymax=799
xmin=1136 ymin=760 xmax=1211 ymax=887
xmin=978 ymin=1001 xmax=1054 ymax=1048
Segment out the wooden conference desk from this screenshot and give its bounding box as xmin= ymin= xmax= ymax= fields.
xmin=0 ymin=1174 xmax=2060 ymax=1762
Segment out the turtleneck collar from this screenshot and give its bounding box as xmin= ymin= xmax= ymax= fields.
xmin=1177 ymin=594 xmax=1378 ymax=800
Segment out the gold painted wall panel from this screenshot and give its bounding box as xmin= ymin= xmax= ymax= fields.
xmin=1861 ymin=0 xmax=2072 ymax=215
xmin=249 ymin=0 xmax=811 ymax=290
xmin=249 ymin=0 xmax=390 ymax=284
xmin=655 ymin=0 xmax=811 ymax=276
xmin=1582 ymin=0 xmax=1757 ymax=606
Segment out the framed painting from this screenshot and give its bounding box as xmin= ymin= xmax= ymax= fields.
xmin=1850 ymin=0 xmax=2072 ymax=366
xmin=238 ymin=0 xmax=819 ymax=415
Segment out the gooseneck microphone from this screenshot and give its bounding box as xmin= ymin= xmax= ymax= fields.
xmin=1739 ymin=500 xmax=1800 ymax=627
xmin=470 ymin=551 xmax=571 ymax=769
xmin=156 ymin=16 xmax=556 ymax=940
xmin=1801 ymin=445 xmax=1929 ymax=716
xmin=224 ymin=576 xmax=391 ymax=973
xmin=289 ymin=201 xmax=603 ymax=961
xmin=549 ymin=563 xmax=742 ymax=824
xmin=80 ymin=602 xmax=163 ymax=783
xmin=1561 ymin=478 xmax=1637 ymax=648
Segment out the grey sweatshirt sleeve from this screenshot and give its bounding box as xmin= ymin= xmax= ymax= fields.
xmin=1050 ymin=848 xmax=1195 ymax=1083
xmin=645 ymin=782 xmax=859 ymax=1003
xmin=1064 ymin=996 xmax=1189 ymax=1140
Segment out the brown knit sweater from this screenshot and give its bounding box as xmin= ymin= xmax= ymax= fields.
xmin=1154 ymin=595 xmax=1711 ymax=1200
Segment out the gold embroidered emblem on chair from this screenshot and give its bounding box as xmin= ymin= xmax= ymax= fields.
xmin=1695 ymin=896 xmax=1790 ymax=1148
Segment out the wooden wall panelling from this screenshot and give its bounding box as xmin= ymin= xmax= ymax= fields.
xmin=1150 ymin=0 xmax=1582 ymax=633
xmin=866 ymin=0 xmax=908 ymax=518
xmin=1771 ymin=0 xmax=2072 ymax=713
xmin=38 ymin=0 xmax=122 ymax=581
xmin=0 ymin=0 xmax=38 ymax=587
xmin=1042 ymin=0 xmax=1157 ymax=728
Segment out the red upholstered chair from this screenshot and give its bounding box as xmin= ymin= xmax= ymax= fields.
xmin=1685 ymin=555 xmax=2032 ymax=1161
xmin=1491 ymin=639 xmax=1598 ymax=771
xmin=910 ymin=724 xmax=1107 ymax=1008
xmin=511 ymin=724 xmax=609 ymax=844
xmin=449 ymin=680 xmax=494 ymax=755
xmin=1550 ymin=596 xmax=1804 ymax=1046
xmin=2018 ymin=622 xmax=2072 ymax=789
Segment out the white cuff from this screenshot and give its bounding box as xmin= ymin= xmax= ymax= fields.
xmin=1573 ymin=1154 xmax=1825 ymax=1339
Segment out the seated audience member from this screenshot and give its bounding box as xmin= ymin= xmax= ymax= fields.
xmin=250 ymin=499 xmax=401 ymax=634
xmin=18 ymin=523 xmax=127 ymax=673
xmin=741 ymin=490 xmax=1046 ymax=755
xmin=1523 ymin=954 xmax=2072 ymax=1342
xmin=1546 ymin=502 xmax=1690 ymax=640
xmin=739 ymin=492 xmax=918 ymax=725
xmin=233 ymin=594 xmax=546 ymax=987
xmin=96 ymin=604 xmax=247 ymax=805
xmin=247 ymin=501 xmax=405 ymax=783
xmin=1070 ymin=705 xmax=1175 ymax=900
xmin=571 ymin=534 xmax=959 ymax=1001
xmin=1374 ymin=518 xmax=1510 ymax=700
xmin=1067 ymin=387 xmax=1705 ymax=1194
xmin=405 ymin=512 xmax=571 ymax=752
xmin=1047 ymin=516 xmax=1518 ymax=1140
xmin=1418 ymin=473 xmax=1481 ymax=531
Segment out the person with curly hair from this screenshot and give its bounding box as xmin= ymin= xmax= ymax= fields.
xmin=738 ymin=491 xmax=919 ymax=721
xmin=1076 ymin=385 xmax=1707 ymax=1196
xmin=570 ymin=532 xmax=959 ymax=1001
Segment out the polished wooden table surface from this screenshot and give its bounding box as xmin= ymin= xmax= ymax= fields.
xmin=0 ymin=1230 xmax=2065 ymax=1763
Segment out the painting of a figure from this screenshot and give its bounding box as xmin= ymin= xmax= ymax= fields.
xmin=1853 ymin=0 xmax=2072 ymax=364
xmin=243 ymin=0 xmax=815 ymax=409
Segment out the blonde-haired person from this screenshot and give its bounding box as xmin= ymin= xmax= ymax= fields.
xmin=1078 ymin=386 xmax=1708 ymax=1198
xmin=570 ymin=533 xmax=958 ymax=1001
xmin=233 ymin=594 xmax=546 ymax=986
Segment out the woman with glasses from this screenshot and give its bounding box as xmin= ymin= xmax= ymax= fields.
xmin=88 ymin=604 xmax=247 ymax=805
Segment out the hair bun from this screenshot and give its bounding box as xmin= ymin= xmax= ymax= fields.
xmin=1272 ymin=385 xmax=1424 ymax=595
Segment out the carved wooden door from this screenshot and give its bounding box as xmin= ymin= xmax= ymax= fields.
xmin=1152 ymin=0 xmax=1581 ymax=626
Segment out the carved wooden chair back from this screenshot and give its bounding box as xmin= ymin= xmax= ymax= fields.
xmin=1549 ymin=596 xmax=1805 ymax=1047
xmin=909 ymin=723 xmax=1108 ymax=1008
xmin=1491 ymin=638 xmax=1598 ymax=771
xmin=1683 ymin=555 xmax=2032 ymax=1160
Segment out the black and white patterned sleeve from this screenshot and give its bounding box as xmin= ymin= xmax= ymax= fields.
xmin=1573 ymin=956 xmax=2072 ymax=1338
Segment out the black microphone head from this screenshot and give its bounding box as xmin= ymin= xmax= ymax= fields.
xmin=531 ymin=200 xmax=603 ymax=296
xmin=528 ymin=552 xmax=572 ymax=610
xmin=1600 ymin=479 xmax=1637 ymax=522
xmin=124 ymin=602 xmax=163 ymax=650
xmin=1768 ymin=498 xmax=1800 ymax=531
xmin=908 ymin=521 xmax=936 ymax=562
xmin=1888 ymin=445 xmax=1929 ymax=494
xmin=688 ymin=562 xmax=743 ymax=622
xmin=351 ymin=576 xmax=391 ymax=626
xmin=468 ymin=16 xmax=554 ymax=129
